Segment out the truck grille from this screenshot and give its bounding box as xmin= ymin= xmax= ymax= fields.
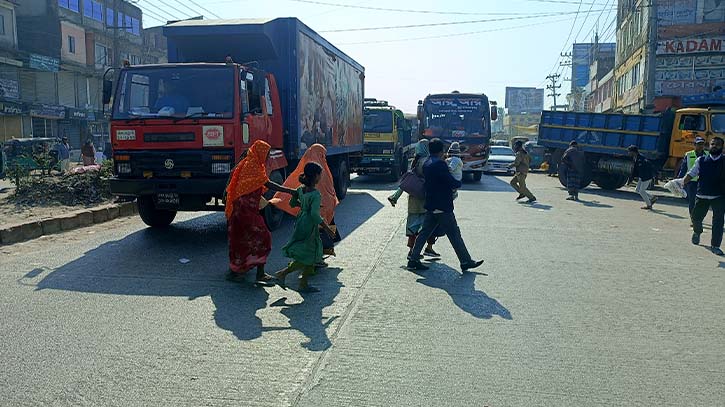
xmin=144 ymin=132 xmax=196 ymax=142
xmin=118 ymin=150 xmax=233 ymax=178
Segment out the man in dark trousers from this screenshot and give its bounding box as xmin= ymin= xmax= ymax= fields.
xmin=678 ymin=137 xmax=708 ymax=216
xmin=407 ymin=138 xmax=484 ymax=272
xmin=683 ymin=136 xmax=725 ymax=256
xmin=627 ymin=145 xmax=658 ymax=209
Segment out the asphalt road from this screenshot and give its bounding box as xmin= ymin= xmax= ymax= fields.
xmin=1 ymin=173 xmax=724 ymax=406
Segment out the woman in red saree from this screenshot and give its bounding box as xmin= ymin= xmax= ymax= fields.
xmin=225 ymin=140 xmax=297 ymax=283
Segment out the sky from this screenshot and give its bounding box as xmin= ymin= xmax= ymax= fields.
xmin=138 ymin=0 xmax=618 ymax=113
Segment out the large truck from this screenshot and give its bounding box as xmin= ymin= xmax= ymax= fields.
xmin=353 ymin=98 xmax=414 ymax=181
xmin=416 ymin=92 xmax=498 ymax=181
xmin=105 ymin=18 xmax=364 ymax=228
xmin=538 ymin=93 xmax=725 ymax=190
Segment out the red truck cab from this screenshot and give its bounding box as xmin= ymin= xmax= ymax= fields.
xmin=107 ymin=62 xmax=288 ymax=227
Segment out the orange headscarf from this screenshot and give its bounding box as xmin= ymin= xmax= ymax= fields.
xmin=225 ymin=140 xmax=271 ymax=219
xmin=273 ymin=144 xmax=338 ymax=223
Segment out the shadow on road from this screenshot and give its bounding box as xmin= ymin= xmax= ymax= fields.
xmin=414 ymin=265 xmax=512 ymax=320
xmin=28 ymin=191 xmax=380 ymax=347
xmin=270 ymin=268 xmax=344 ymax=351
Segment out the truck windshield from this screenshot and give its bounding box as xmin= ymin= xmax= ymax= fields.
xmin=423 ymin=96 xmax=489 ymax=137
xmin=712 ymin=114 xmax=725 ymax=134
xmin=364 ymin=110 xmax=393 ymax=133
xmin=113 ymin=66 xmax=235 ymax=119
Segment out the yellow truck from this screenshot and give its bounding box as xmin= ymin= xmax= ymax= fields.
xmin=354 ymin=99 xmax=414 ymax=181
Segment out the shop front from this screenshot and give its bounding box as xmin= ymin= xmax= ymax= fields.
xmin=29 ymin=103 xmax=66 ymax=142
xmin=0 ymin=100 xmax=25 ymax=142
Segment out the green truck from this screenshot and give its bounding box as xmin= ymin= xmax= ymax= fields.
xmin=354 ymin=99 xmax=414 ymax=181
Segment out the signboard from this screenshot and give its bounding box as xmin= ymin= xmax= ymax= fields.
xmin=572 ymin=43 xmax=593 ymax=88
xmin=66 ymin=108 xmax=88 ymax=120
xmin=657 ymin=37 xmax=725 ymax=55
xmin=202 ymin=125 xmax=224 ymax=147
xmin=657 ymin=0 xmax=697 ymax=26
xmin=29 ymin=54 xmax=60 ymax=72
xmin=505 ymin=87 xmax=544 ymax=114
xmin=655 ymin=80 xmax=722 ymax=96
xmin=30 ymin=104 xmax=66 ymax=119
xmin=0 ymin=79 xmax=19 ymax=100
xmin=0 ymin=101 xmax=24 ymax=116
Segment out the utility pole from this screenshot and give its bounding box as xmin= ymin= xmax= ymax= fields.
xmin=112 ymin=0 xmax=119 ymax=68
xmin=645 ymin=0 xmax=658 ymax=111
xmin=547 ymin=74 xmax=562 ymax=111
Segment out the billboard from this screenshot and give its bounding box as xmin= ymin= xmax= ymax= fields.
xmin=572 ymin=43 xmax=593 ymax=89
xmin=505 ymin=87 xmax=544 ymax=114
xmin=657 ymin=0 xmax=698 ymax=26
xmin=297 ymin=33 xmax=363 ymax=151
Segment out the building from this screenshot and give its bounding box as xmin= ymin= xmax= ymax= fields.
xmin=0 ymin=0 xmax=22 ymax=141
xmin=0 ymin=0 xmax=160 ymax=148
xmin=586 ymin=42 xmax=616 ymax=112
xmin=568 ymin=42 xmax=615 ymax=111
xmin=614 ymin=0 xmax=725 ymax=113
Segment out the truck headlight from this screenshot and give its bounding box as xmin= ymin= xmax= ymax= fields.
xmin=212 ymin=162 xmax=231 ymax=174
xmin=117 ymin=163 xmax=131 ymax=174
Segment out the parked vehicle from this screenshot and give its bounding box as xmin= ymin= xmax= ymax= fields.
xmin=417 ymin=92 xmax=497 ymax=181
xmin=1 ymin=138 xmax=60 ymax=178
xmin=105 ymin=18 xmax=364 ymax=228
xmin=492 ymin=139 xmax=509 ymax=146
xmin=524 ymin=141 xmax=545 ymax=170
xmin=538 ymin=97 xmax=725 ymax=190
xmin=483 ymin=146 xmax=515 ymax=175
xmin=353 ymin=99 xmax=414 ymax=181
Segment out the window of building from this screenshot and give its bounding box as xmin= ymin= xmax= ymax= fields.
xmin=95 ymin=43 xmax=110 ymax=67
xmin=130 ymin=55 xmax=141 ymax=65
xmin=83 ymin=0 xmax=92 ymax=17
xmin=125 ymin=15 xmax=133 ymax=33
xmin=131 ymin=18 xmax=141 ymax=36
xmin=68 ymin=36 xmax=76 ymax=54
xmin=632 ymin=63 xmax=640 ymax=86
xmin=118 ymin=12 xmax=124 ymax=29
xmin=0 ymin=15 xmax=5 ymax=36
xmin=107 ymin=8 xmax=114 ymax=26
xmin=92 ymin=1 xmax=103 ymax=21
xmin=59 ymin=0 xmax=80 ymax=12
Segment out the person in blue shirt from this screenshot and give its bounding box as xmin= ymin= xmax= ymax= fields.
xmin=406 ymin=138 xmax=484 ymax=272
xmin=154 ymin=81 xmax=190 ymax=115
xmin=56 ymin=137 xmax=71 ymax=174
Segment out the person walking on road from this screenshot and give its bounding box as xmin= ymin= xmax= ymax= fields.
xmin=683 ymin=136 xmax=725 ymax=256
xmin=561 ymin=141 xmax=585 ymax=201
xmin=678 ymin=137 xmax=708 ymax=216
xmin=56 ymin=137 xmax=71 ymax=174
xmin=627 ymin=145 xmax=658 ymax=210
xmin=273 ymin=144 xmax=341 ymax=267
xmin=225 ymin=140 xmax=298 ymax=283
xmin=407 ymin=138 xmax=484 ymax=272
xmin=275 ymin=162 xmax=336 ymax=292
xmin=81 ymin=139 xmax=96 ymax=166
xmin=508 ymin=140 xmax=536 ymax=203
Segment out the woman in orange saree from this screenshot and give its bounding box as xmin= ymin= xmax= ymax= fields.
xmin=225 ymin=140 xmax=297 ymax=283
xmin=273 ymin=144 xmax=340 ymax=265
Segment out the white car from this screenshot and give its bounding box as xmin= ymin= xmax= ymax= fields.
xmin=484 ymin=146 xmax=516 ymax=175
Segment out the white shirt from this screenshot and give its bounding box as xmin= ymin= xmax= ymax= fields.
xmin=688 ymin=153 xmax=722 ymax=199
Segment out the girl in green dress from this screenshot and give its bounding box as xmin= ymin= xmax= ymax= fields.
xmin=275 ymin=162 xmax=335 ymax=292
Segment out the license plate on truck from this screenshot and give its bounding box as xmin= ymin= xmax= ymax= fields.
xmin=155 ymin=193 xmax=179 ymax=207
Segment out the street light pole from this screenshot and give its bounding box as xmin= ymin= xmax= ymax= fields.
xmin=645 ymin=0 xmax=658 ymax=111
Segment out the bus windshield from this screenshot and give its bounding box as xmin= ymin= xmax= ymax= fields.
xmin=112 ymin=66 xmax=235 ymax=119
xmin=423 ymin=96 xmax=490 ymax=138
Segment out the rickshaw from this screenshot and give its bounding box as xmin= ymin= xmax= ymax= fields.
xmin=524 ymin=141 xmax=546 ymax=170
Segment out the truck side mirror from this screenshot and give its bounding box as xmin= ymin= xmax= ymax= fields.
xmin=490 ymin=106 xmax=498 ymax=121
xmin=416 ymin=105 xmax=423 ymax=121
xmin=102 ymin=80 xmax=113 ymax=105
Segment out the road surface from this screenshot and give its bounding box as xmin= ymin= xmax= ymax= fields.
xmin=1 ymin=173 xmax=723 ymax=406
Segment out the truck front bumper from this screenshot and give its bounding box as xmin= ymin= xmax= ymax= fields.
xmin=110 ymin=177 xmax=228 ymax=197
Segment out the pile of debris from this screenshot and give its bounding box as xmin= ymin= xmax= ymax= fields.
xmin=8 ymin=169 xmax=112 ymax=207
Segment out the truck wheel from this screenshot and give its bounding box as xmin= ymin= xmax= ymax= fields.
xmin=335 ymin=160 xmax=349 ymax=200
xmin=473 ymin=172 xmax=483 ymax=182
xmin=263 ymin=170 xmax=285 ymax=230
xmin=137 ymin=196 xmax=176 ymax=228
xmin=594 ymin=173 xmax=628 ymax=190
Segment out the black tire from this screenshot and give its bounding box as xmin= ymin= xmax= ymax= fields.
xmin=263 ymin=170 xmax=285 ymax=230
xmin=593 ymin=173 xmax=628 ymax=190
xmin=473 ymin=172 xmax=483 ymax=182
xmin=137 ymin=196 xmax=176 ymax=228
xmin=335 ymin=159 xmax=349 ymax=200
